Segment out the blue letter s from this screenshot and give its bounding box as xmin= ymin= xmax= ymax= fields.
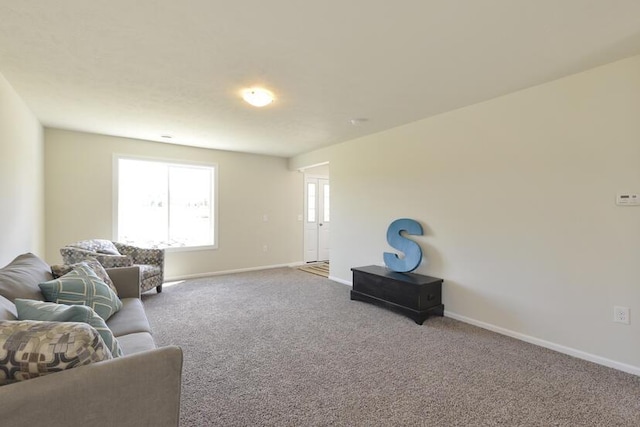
xmin=383 ymin=218 xmax=423 ymax=273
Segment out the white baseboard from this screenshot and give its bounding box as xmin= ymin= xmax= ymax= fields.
xmin=329 ymin=276 xmax=352 ymax=287
xmin=445 ymin=310 xmax=640 ymax=377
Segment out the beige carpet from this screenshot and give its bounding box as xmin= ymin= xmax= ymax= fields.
xmin=143 ymin=268 xmax=640 ymax=427
xmin=298 ymin=261 xmax=329 ymax=278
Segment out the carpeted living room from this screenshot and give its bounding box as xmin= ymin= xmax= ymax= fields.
xmin=142 ymin=268 xmax=640 ymax=426
xmin=1 ymin=1 xmax=640 ymax=426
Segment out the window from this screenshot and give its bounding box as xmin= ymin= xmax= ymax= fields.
xmin=323 ymin=183 xmax=330 ymax=222
xmin=307 ymin=182 xmax=316 ymax=222
xmin=115 ymin=157 xmax=216 ymax=249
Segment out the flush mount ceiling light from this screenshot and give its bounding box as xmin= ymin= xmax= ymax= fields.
xmin=242 ymin=87 xmax=275 ymax=107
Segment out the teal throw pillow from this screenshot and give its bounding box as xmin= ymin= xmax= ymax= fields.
xmin=15 ymin=299 xmax=123 ymax=357
xmin=39 ymin=264 xmax=122 ymax=321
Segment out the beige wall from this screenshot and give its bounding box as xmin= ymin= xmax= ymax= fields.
xmin=0 ymin=73 xmax=45 ymax=266
xmin=290 ymin=55 xmax=640 ymax=374
xmin=45 ymin=129 xmax=304 ymax=278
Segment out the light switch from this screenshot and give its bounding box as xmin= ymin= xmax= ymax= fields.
xmin=616 ymin=193 xmax=639 ymax=206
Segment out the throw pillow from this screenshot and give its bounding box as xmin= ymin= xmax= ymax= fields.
xmin=39 ymin=265 xmax=123 ymax=321
xmin=0 ymin=320 xmax=112 ymax=385
xmin=94 ymin=240 xmax=121 ymax=255
xmin=51 ymin=260 xmax=118 ymax=295
xmin=69 ymin=239 xmax=120 ymax=255
xmin=15 ymin=299 xmax=123 ymax=358
xmin=0 ymin=253 xmax=51 ymax=303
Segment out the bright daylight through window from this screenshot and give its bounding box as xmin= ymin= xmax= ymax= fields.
xmin=116 ymin=157 xmax=216 ymax=249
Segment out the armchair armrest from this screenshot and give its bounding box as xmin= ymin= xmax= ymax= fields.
xmin=0 ymin=346 xmax=183 ymax=427
xmin=114 ymin=243 xmax=165 ymax=267
xmin=106 ymin=266 xmax=141 ymax=298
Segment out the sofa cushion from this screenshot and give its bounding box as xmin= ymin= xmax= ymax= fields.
xmin=39 ymin=265 xmax=122 ymax=321
xmin=115 ymin=332 xmax=156 ymax=356
xmin=15 ymin=299 xmax=123 ymax=357
xmin=0 ymin=253 xmax=50 ymax=303
xmin=106 ymin=298 xmax=152 ymax=337
xmin=0 ymin=295 xmax=17 ymax=321
xmin=51 ymin=260 xmax=118 ymax=295
xmin=0 ymin=320 xmax=112 ymax=385
xmin=138 ymin=264 xmax=161 ymax=278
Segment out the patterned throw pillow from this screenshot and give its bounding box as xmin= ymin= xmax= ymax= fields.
xmin=69 ymin=239 xmax=120 ymax=255
xmin=39 ymin=265 xmax=123 ymax=321
xmin=0 ymin=320 xmax=112 ymax=385
xmin=50 ymin=260 xmax=118 ymax=295
xmin=15 ymin=299 xmax=123 ymax=357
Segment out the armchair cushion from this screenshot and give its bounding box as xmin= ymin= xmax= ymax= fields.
xmin=15 ymin=299 xmax=123 ymax=358
xmin=0 ymin=320 xmax=112 ymax=385
xmin=138 ymin=264 xmax=162 ymax=279
xmin=39 ymin=265 xmax=122 ymax=321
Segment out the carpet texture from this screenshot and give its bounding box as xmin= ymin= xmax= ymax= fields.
xmin=143 ymin=268 xmax=640 ymax=426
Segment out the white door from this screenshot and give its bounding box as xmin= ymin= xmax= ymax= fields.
xmin=317 ymin=178 xmax=330 ymax=261
xmin=304 ymin=177 xmax=330 ymax=262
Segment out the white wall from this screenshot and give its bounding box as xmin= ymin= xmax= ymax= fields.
xmin=290 ymin=55 xmax=640 ymax=374
xmin=0 ymin=73 xmax=45 ymax=266
xmin=45 ymin=129 xmax=304 ymax=279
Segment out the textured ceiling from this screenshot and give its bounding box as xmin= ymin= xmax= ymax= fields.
xmin=1 ymin=1 xmax=640 ymax=158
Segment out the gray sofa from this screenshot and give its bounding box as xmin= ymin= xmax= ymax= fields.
xmin=0 ymin=253 xmax=183 ymax=427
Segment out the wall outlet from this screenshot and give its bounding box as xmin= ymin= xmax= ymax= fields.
xmin=613 ymin=306 xmax=630 ymax=324
xmin=262 ymin=244 xmax=268 ymax=252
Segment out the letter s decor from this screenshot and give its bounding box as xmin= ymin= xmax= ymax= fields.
xmin=383 ymin=218 xmax=423 ymax=273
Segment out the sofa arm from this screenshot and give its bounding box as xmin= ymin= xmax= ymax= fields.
xmin=0 ymin=346 xmax=183 ymax=427
xmin=106 ymin=266 xmax=141 ymax=298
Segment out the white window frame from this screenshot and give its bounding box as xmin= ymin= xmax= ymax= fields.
xmin=113 ymin=154 xmax=218 ymax=252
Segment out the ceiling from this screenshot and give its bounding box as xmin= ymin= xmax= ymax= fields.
xmin=1 ymin=1 xmax=640 ymax=158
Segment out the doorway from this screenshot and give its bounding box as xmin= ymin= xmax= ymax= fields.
xmin=304 ymin=174 xmax=330 ymax=263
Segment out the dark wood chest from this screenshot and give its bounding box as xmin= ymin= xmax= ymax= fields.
xmin=350 ymin=265 xmax=444 ymax=324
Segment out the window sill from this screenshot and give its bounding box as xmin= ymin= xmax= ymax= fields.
xmin=164 ymin=245 xmax=218 ymax=253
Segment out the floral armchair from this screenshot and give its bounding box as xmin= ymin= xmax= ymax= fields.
xmin=60 ymin=239 xmax=165 ymax=293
